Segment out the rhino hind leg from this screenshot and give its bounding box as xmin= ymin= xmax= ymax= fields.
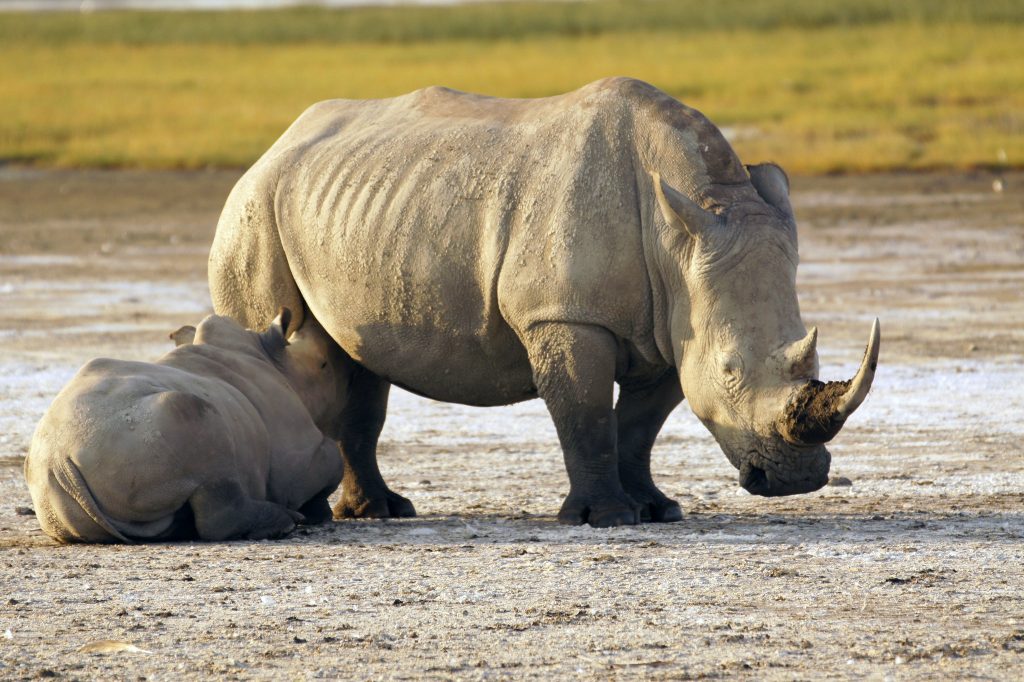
xmin=523 ymin=323 xmax=642 ymax=528
xmin=208 ymin=173 xmax=305 ymax=333
xmin=331 ymin=367 xmax=416 ymax=520
xmin=615 ymin=370 xmax=684 ymax=523
xmin=189 ymin=479 xmax=304 ymax=541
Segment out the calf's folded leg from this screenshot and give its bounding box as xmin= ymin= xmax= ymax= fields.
xmin=189 ymin=479 xmax=304 ymax=541
xmin=298 ymin=490 xmax=334 ymax=525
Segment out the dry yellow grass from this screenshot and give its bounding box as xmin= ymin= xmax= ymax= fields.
xmin=1 ymin=23 xmax=1021 ymax=172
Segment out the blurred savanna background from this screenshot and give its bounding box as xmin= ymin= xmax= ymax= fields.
xmin=1 ymin=0 xmax=1022 ymax=174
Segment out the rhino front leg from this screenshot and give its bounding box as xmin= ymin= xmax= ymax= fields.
xmin=189 ymin=479 xmax=304 ymax=541
xmin=331 ymin=367 xmax=416 ymax=519
xmin=616 ymin=370 xmax=684 ymax=522
xmin=523 ymin=323 xmax=641 ymax=527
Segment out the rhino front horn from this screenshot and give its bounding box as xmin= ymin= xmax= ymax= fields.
xmin=780 ymin=319 xmax=880 ymax=446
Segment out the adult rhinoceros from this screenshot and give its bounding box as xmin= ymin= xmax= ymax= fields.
xmin=209 ymin=77 xmax=879 ymax=527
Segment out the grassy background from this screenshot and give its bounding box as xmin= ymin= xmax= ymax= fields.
xmin=1 ymin=0 xmax=1021 ymax=172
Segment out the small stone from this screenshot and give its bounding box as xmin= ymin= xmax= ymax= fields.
xmin=14 ymin=507 xmax=35 ymax=516
xmin=828 ymin=476 xmax=853 ymax=487
xmin=992 ymin=178 xmax=1004 ymax=193
xmin=260 ymin=596 xmax=276 ymax=607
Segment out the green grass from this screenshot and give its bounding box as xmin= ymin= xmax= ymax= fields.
xmin=2 ymin=0 xmax=1022 ymax=45
xmin=1 ymin=1 xmax=1022 ymax=172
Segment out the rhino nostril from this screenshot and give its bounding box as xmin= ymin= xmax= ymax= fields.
xmin=740 ymin=463 xmax=770 ymax=494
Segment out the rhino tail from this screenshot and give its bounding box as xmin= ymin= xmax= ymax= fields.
xmin=48 ymin=458 xmax=134 ymax=544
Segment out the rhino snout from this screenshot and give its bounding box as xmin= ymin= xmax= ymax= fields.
xmin=738 ymin=446 xmax=830 ymax=497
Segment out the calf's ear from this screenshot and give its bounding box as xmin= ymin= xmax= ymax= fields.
xmin=260 ymin=307 xmax=292 ymax=358
xmin=746 ymin=163 xmax=794 ymax=221
xmin=169 ymin=325 xmax=196 ymax=347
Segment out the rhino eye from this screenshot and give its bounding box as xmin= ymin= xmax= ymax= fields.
xmin=720 ymin=356 xmax=744 ymax=384
xmin=320 ymin=361 xmax=328 ymax=370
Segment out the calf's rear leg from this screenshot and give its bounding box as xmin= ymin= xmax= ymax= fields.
xmin=189 ymin=479 xmax=304 ymax=541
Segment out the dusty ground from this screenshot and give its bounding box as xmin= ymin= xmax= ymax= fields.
xmin=1 ymin=167 xmax=1022 ymax=680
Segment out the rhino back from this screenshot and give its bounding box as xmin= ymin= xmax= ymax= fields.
xmin=161 ymin=343 xmax=325 ymax=479
xmin=250 ymin=78 xmax=749 ymax=403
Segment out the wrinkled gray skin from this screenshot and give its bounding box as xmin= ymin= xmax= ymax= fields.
xmin=209 ymin=77 xmax=879 ymax=527
xmin=23 ymin=311 xmax=344 ymax=543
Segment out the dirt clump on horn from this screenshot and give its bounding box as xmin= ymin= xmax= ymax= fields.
xmin=780 ymin=319 xmax=880 ymax=446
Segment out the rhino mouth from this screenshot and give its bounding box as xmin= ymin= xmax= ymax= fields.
xmin=739 ymin=462 xmax=771 ymax=495
xmin=737 ymin=445 xmax=830 ymax=497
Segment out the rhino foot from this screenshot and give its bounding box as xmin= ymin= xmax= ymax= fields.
xmin=619 ymin=462 xmax=683 ymax=523
xmin=639 ymin=499 xmax=683 ymax=523
xmin=557 ymin=493 xmax=641 ymax=528
xmin=623 ymin=485 xmax=683 ymax=523
xmin=333 ymin=489 xmax=416 ymax=520
xmin=244 ymin=508 xmax=304 ymax=541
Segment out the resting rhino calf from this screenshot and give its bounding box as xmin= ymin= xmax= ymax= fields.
xmin=209 ymin=77 xmax=879 ymax=527
xmin=23 ymin=310 xmax=344 ymax=543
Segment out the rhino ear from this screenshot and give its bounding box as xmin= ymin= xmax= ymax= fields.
xmin=260 ymin=307 xmax=292 ymax=358
xmin=746 ymin=163 xmax=794 ymax=221
xmin=651 ymin=171 xmax=718 ymax=239
xmin=169 ymin=325 xmax=196 ymax=347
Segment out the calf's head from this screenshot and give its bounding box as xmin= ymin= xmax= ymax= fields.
xmin=191 ymin=310 xmax=344 ymax=429
xmin=253 ymin=308 xmax=348 ymax=429
xmin=652 ymin=164 xmax=879 ymax=496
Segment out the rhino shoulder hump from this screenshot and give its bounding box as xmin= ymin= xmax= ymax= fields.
xmin=589 ymin=76 xmax=661 ymax=99
xmin=152 ymin=390 xmax=216 ymax=424
xmin=79 ymin=357 xmax=126 ymax=375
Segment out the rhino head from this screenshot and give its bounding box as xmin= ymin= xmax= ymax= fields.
xmin=254 ymin=308 xmax=352 ymax=430
xmin=189 ymin=309 xmax=345 ymax=430
xmin=652 ymin=163 xmax=879 ymax=496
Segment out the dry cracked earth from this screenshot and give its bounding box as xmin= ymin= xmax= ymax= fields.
xmin=1 ymin=168 xmax=1022 ymax=680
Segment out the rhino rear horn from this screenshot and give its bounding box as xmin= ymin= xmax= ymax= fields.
xmin=783 ymin=326 xmax=818 ymax=379
xmin=746 ymin=162 xmax=794 ymax=221
xmin=651 ymin=171 xmax=719 ymax=239
xmin=169 ymin=325 xmax=196 ymax=347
